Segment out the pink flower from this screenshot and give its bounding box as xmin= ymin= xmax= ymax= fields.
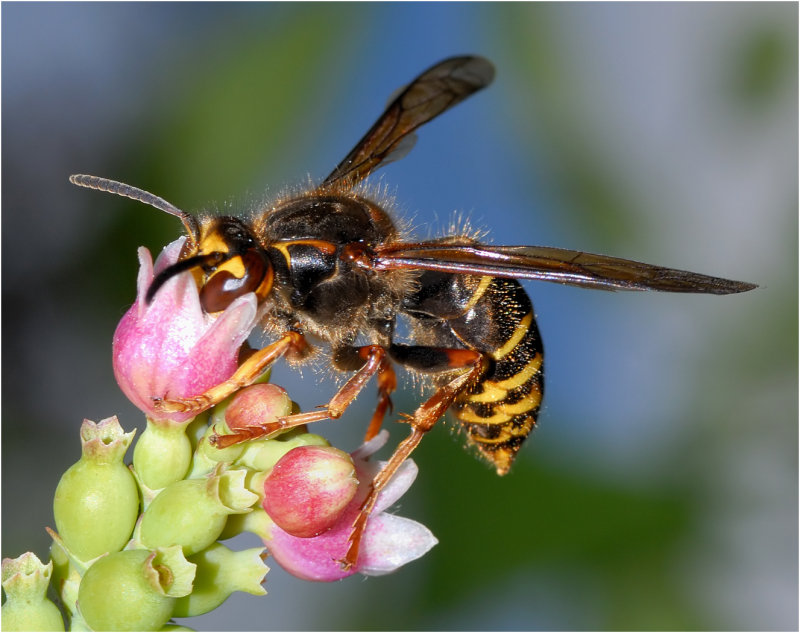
xmin=264 ymin=432 xmax=438 ymax=581
xmin=113 ymin=238 xmax=260 ymax=423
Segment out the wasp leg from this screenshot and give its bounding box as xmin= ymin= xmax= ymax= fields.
xmin=364 ymin=360 xmax=396 ymax=442
xmin=332 ymin=346 xmax=398 ymax=442
xmin=213 ymin=344 xmax=391 ymax=448
xmin=341 ymin=345 xmax=485 ymax=570
xmin=153 ymin=331 xmax=307 ymax=415
xmin=330 ymin=344 xmax=397 ymax=442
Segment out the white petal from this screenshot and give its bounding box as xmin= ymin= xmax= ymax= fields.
xmin=373 ymin=459 xmax=418 ymax=514
xmin=359 ymin=513 xmax=438 ymax=576
xmin=152 ymin=237 xmax=186 ymax=275
xmin=351 ymin=429 xmax=390 ymax=461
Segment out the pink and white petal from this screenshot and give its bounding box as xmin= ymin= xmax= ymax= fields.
xmin=152 ymin=237 xmax=186 ymax=275
xmin=358 ymin=513 xmax=438 ymax=577
xmin=351 ymin=430 xmax=390 ymax=461
xmin=268 ymin=523 xmax=355 ymax=582
xmin=353 ymin=454 xmax=419 ymax=515
xmin=170 ymin=294 xmax=259 ymax=397
xmin=134 ymin=247 xmax=156 ymax=319
xmin=370 ymin=459 xmax=419 ymax=515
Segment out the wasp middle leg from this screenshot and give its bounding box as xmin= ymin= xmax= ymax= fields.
xmin=211 ymin=343 xmax=395 ymax=447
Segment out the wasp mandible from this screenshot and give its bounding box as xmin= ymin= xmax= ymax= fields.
xmin=70 ymin=55 xmax=756 ymax=569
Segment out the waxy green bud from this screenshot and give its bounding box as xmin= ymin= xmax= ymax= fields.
xmin=172 ymin=543 xmax=268 ymax=617
xmin=78 ymin=547 xmax=194 ymax=632
xmin=53 ymin=417 xmax=139 ymax=562
xmin=139 ymin=468 xmax=258 ymax=555
xmin=1 ymin=553 xmax=65 ymax=632
xmin=237 ymin=430 xmax=330 ymax=473
xmin=133 ymin=418 xmax=193 ymax=490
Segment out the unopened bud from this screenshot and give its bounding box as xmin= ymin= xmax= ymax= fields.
xmin=1 ymin=553 xmax=64 ymax=632
xmin=139 ymin=468 xmax=258 ymax=555
xmin=263 ymin=445 xmax=358 ymax=538
xmin=77 ymin=547 xmax=194 ymax=632
xmin=53 ymin=417 xmax=139 ymax=562
xmin=224 ymin=383 xmax=292 ymax=432
xmin=133 ymin=418 xmax=193 ymax=490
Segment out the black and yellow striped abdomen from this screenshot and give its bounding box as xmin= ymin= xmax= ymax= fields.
xmin=403 ymin=270 xmax=544 ymax=475
xmin=446 ymin=276 xmax=544 ymax=474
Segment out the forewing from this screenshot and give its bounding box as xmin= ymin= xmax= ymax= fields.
xmin=373 ymin=243 xmax=757 ymax=295
xmin=321 ymin=56 xmax=495 ymax=189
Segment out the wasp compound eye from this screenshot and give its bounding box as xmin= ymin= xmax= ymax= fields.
xmin=199 ymin=250 xmax=272 ymax=313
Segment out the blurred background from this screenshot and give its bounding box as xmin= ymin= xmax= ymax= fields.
xmin=2 ymin=3 xmax=796 ymax=630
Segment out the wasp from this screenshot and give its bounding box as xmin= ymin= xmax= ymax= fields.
xmin=70 ymin=55 xmax=756 ymax=568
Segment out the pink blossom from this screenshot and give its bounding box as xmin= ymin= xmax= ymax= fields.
xmin=113 ymin=238 xmax=260 ymax=423
xmin=264 ymin=432 xmax=437 ymax=581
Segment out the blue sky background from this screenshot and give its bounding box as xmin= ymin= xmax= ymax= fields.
xmin=2 ymin=3 xmax=796 ymax=630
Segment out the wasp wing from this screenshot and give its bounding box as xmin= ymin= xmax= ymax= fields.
xmin=321 ymin=56 xmax=495 ymax=190
xmin=373 ymin=243 xmax=757 ymax=294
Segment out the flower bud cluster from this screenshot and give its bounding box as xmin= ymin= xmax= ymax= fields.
xmin=2 ymin=241 xmax=436 ymax=630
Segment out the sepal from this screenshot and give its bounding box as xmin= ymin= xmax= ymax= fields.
xmin=172 ymin=543 xmax=268 ymax=617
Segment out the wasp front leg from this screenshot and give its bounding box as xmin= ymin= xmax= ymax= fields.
xmin=153 ymin=331 xmax=308 ymax=416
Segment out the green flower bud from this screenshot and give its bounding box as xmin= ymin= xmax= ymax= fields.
xmin=53 ymin=417 xmax=139 ymax=562
xmin=77 ymin=547 xmax=194 ymax=632
xmin=139 ymin=468 xmax=258 ymax=555
xmin=133 ymin=418 xmax=193 ymax=490
xmin=1 ymin=552 xmax=64 ymax=632
xmin=172 ymin=543 xmax=267 ymax=617
xmin=236 ymin=430 xmax=330 ymax=473
xmin=189 ymin=423 xmax=245 ymax=479
xmin=185 ymin=410 xmax=210 ymax=447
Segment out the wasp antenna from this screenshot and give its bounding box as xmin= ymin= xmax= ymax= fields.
xmin=69 ymin=174 xmax=200 ymax=247
xmin=145 ymin=252 xmax=222 ymax=304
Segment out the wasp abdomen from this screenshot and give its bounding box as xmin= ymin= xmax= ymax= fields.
xmin=451 ymin=277 xmax=544 ymax=475
xmin=405 ymin=273 xmax=544 ymax=474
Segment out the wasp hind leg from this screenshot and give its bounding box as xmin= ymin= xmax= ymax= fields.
xmin=342 ymin=344 xmax=486 ymax=570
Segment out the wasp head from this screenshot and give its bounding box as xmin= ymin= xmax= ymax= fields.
xmin=148 ymin=216 xmax=274 ymax=313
